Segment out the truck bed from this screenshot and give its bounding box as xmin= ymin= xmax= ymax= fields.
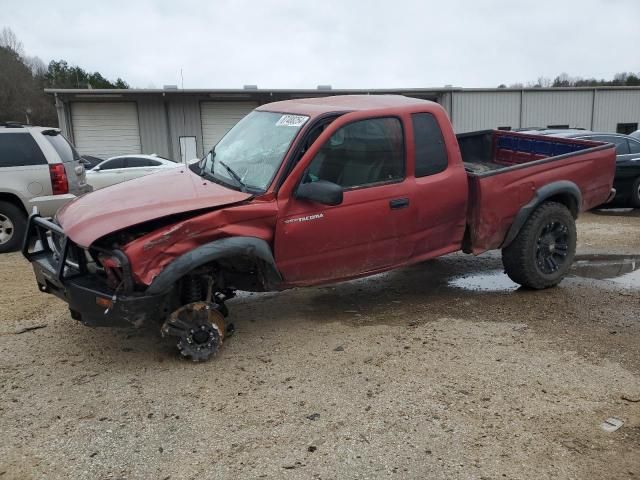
xmin=458 ymin=130 xmax=616 ymax=254
xmin=458 ymin=130 xmax=598 ymax=175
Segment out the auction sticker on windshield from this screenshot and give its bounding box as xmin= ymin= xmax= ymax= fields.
xmin=276 ymin=114 xmax=309 ymax=127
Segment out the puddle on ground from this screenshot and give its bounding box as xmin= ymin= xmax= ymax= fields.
xmin=448 ymin=255 xmax=640 ymax=293
xmin=570 ymin=255 xmax=640 ymax=288
xmin=448 ymin=270 xmax=519 ymax=293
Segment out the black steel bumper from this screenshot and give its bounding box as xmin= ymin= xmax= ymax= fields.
xmin=22 ymin=214 xmax=169 ymax=328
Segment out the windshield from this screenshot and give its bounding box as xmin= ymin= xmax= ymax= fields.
xmin=201 ymin=110 xmax=308 ymax=192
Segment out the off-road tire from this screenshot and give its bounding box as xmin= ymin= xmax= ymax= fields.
xmin=502 ymin=201 xmax=576 ymax=289
xmin=631 ymin=177 xmax=640 ymax=208
xmin=0 ymin=201 xmax=26 ymax=254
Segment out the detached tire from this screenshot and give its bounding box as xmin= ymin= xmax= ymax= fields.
xmin=0 ymin=201 xmax=26 ymax=254
xmin=631 ymin=177 xmax=640 ymax=208
xmin=502 ymin=201 xmax=576 ymax=289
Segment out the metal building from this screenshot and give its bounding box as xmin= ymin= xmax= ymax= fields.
xmin=47 ymin=86 xmax=640 ymax=161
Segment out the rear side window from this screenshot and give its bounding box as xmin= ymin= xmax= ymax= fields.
xmin=0 ymin=132 xmax=47 ymax=167
xmin=100 ymin=158 xmax=125 ymax=170
xmin=148 ymin=160 xmax=163 ymax=166
xmin=42 ymin=132 xmax=81 ymax=163
xmin=412 ymin=113 xmax=448 ymax=177
xmin=127 ymin=157 xmax=151 ymax=167
xmin=592 ymin=135 xmax=630 ymax=155
xmin=628 ymin=139 xmax=640 ymax=154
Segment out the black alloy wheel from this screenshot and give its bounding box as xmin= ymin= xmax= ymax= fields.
xmin=535 ymin=221 xmax=570 ymax=275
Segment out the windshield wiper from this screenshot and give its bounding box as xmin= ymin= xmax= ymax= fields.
xmin=218 ymin=160 xmax=247 ymax=192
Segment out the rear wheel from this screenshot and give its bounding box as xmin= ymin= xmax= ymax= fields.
xmin=631 ymin=177 xmax=640 ymax=208
xmin=0 ymin=201 xmax=26 ymax=254
xmin=502 ymin=201 xmax=576 ymax=289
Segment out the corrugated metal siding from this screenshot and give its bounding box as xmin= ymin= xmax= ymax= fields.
xmin=451 ymin=91 xmax=520 ymax=133
xmin=592 ymin=90 xmax=640 ymax=132
xmin=70 ymin=102 xmax=142 ymax=158
xmin=439 ymin=92 xmax=452 ymax=117
xmin=167 ymin=98 xmax=204 ymax=160
xmin=522 ymin=91 xmax=593 ymax=129
xmin=200 ymin=102 xmax=258 ymax=151
xmin=137 ymin=98 xmax=171 ymax=159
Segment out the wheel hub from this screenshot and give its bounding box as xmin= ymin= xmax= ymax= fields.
xmin=0 ymin=214 xmax=14 ymax=245
xmin=162 ymin=302 xmax=227 ymax=361
xmin=192 ymin=327 xmax=211 ymax=344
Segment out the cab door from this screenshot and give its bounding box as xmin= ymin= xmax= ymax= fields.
xmin=274 ymin=113 xmax=416 ymax=285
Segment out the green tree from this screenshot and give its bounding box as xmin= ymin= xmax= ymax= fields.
xmin=45 ymin=59 xmax=129 ymax=89
xmin=0 ymin=27 xmax=129 ymax=126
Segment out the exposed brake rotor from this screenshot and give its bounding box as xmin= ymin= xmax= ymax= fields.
xmin=161 ymin=302 xmax=227 ymax=362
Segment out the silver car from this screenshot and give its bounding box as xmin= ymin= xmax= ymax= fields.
xmin=0 ymin=123 xmax=91 ymax=253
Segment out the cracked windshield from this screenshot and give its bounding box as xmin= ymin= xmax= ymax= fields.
xmin=203 ymin=111 xmax=308 ymax=191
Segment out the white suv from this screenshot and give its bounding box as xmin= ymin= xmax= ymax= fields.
xmin=0 ymin=123 xmax=91 ymax=253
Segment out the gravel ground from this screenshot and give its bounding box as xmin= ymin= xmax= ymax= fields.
xmin=0 ymin=209 xmax=639 ymax=479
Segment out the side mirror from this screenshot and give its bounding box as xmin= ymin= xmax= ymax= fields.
xmin=295 ymin=180 xmax=343 ymax=206
xmin=93 ymin=166 xmax=100 ymax=172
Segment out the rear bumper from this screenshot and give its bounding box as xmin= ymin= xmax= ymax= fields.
xmin=23 ymin=214 xmax=169 ymax=328
xmin=28 ymin=193 xmax=77 ymax=218
xmin=28 ymin=185 xmax=93 ymax=217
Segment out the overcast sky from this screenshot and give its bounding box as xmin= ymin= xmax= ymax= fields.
xmin=4 ymin=0 xmax=640 ymax=89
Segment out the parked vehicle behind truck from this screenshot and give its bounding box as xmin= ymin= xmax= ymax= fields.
xmin=0 ymin=123 xmax=91 ymax=253
xmin=23 ymin=96 xmax=616 ymax=360
xmin=519 ymin=128 xmax=640 ymax=207
xmin=86 ymin=154 xmax=179 ymax=190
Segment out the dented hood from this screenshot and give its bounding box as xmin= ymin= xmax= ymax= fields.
xmin=57 ymin=168 xmax=252 ymax=247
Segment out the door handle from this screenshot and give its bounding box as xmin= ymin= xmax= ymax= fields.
xmin=389 ymin=198 xmax=409 ymax=209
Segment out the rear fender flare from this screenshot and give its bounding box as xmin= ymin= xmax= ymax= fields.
xmin=501 ymin=181 xmax=582 ymax=248
xmin=146 ymin=236 xmax=282 ymax=295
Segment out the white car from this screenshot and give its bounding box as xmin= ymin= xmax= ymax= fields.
xmin=86 ymin=154 xmax=179 ymax=190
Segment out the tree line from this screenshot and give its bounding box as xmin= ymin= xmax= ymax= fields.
xmin=499 ymin=72 xmax=640 ymax=89
xmin=0 ymin=27 xmax=128 ymax=127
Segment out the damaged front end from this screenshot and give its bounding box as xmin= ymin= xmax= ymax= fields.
xmin=22 ymin=213 xmax=174 ymax=328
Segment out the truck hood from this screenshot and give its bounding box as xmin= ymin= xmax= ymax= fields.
xmin=57 ymin=167 xmax=252 ymax=247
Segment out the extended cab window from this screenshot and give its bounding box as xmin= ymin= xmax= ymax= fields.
xmin=412 ymin=113 xmax=448 ymax=177
xmin=0 ymin=132 xmax=47 ymax=167
xmin=304 ymin=117 xmax=404 ymax=189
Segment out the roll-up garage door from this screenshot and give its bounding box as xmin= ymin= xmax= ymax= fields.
xmin=200 ymin=102 xmax=258 ymax=152
xmin=71 ymin=102 xmax=142 ymax=158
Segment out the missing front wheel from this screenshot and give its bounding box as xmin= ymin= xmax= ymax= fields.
xmin=161 ymin=302 xmax=228 ymax=361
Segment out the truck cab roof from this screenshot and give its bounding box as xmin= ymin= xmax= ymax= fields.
xmin=257 ymin=94 xmax=437 ymax=118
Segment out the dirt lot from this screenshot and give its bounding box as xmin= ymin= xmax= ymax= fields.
xmin=1 ymin=210 xmax=639 ymax=480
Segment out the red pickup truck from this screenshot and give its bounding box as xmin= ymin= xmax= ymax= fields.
xmin=23 ymin=95 xmax=616 ymax=360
